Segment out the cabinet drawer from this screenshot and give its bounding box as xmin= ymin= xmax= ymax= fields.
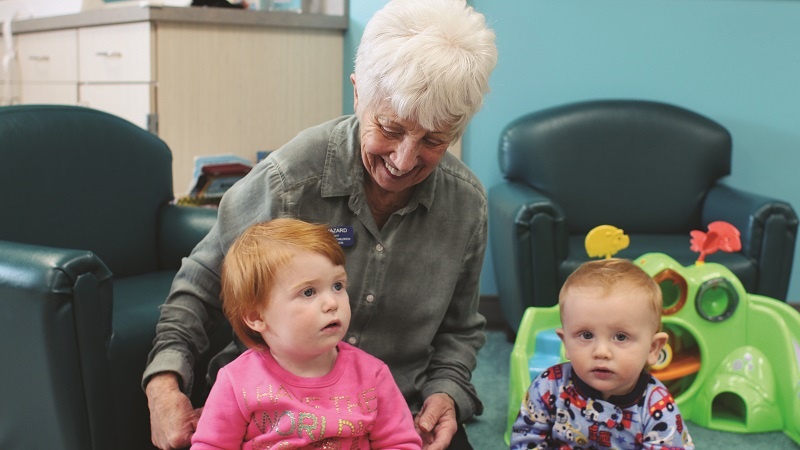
xmin=79 ymin=22 xmax=152 ymax=83
xmin=17 ymin=29 xmax=78 ymax=83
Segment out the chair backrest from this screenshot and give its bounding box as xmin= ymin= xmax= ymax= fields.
xmin=498 ymin=99 xmax=732 ymax=234
xmin=0 ymin=105 xmax=174 ymax=277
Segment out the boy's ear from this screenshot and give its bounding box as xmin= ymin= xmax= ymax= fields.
xmin=556 ymin=327 xmax=570 ymax=360
xmin=243 ymin=310 xmax=267 ymax=333
xmin=647 ymin=331 xmax=669 ymax=366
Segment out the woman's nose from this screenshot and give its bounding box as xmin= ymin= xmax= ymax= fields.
xmin=392 ymin=138 xmax=420 ymax=172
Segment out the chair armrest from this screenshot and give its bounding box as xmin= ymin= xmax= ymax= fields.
xmin=157 ymin=204 xmax=218 ymax=270
xmin=489 ymin=182 xmax=567 ymax=331
xmin=703 ymin=183 xmax=799 ymax=299
xmin=0 ymin=241 xmax=114 ymax=450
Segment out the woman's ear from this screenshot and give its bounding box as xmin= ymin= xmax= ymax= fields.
xmin=243 ymin=310 xmax=267 ymax=333
xmin=350 ymin=74 xmax=358 ymax=112
xmin=647 ymin=331 xmax=669 ymax=366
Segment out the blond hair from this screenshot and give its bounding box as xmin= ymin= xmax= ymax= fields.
xmin=220 ymin=218 xmax=346 ymax=348
xmin=559 ymin=258 xmax=663 ymax=331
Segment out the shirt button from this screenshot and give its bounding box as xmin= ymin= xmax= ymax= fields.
xmin=348 ymin=336 xmax=358 ymax=345
xmin=366 ymin=294 xmax=375 ymax=303
xmin=375 ymin=244 xmax=384 ymax=252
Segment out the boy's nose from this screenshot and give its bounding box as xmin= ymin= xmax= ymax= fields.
xmin=593 ymin=342 xmax=612 ymax=360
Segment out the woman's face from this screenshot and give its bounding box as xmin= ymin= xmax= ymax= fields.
xmin=358 ymin=100 xmax=453 ymax=195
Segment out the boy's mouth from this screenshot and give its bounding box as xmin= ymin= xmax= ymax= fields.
xmin=591 ymin=367 xmax=614 ymax=378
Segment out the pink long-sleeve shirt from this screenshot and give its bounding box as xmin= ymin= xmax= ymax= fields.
xmin=191 ymin=342 xmax=422 ymax=449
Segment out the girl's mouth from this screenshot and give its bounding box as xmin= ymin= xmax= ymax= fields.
xmin=322 ymin=320 xmax=341 ymax=331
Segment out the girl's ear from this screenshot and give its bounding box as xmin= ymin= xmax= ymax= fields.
xmin=647 ymin=331 xmax=669 ymax=367
xmin=243 ymin=310 xmax=267 ymax=333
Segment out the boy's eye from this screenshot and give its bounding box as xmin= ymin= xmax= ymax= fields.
xmin=333 ymin=282 xmax=344 ymax=291
xmin=579 ymin=331 xmax=593 ymax=340
xmin=615 ymin=333 xmax=628 ymax=342
xmin=302 ymin=288 xmax=315 ymax=298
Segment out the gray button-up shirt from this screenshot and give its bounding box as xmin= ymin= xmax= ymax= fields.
xmin=144 ymin=115 xmax=487 ymax=420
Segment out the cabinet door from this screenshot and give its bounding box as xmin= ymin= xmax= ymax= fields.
xmin=78 ymin=22 xmax=152 ymax=83
xmin=0 ymin=35 xmax=6 ymax=82
xmin=17 ymin=29 xmax=78 ymax=82
xmin=20 ymin=83 xmax=78 ymax=104
xmin=80 ymin=83 xmax=153 ymax=130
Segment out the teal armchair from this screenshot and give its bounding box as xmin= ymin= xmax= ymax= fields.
xmin=0 ymin=105 xmax=225 ymax=449
xmin=489 ymin=99 xmax=798 ymax=332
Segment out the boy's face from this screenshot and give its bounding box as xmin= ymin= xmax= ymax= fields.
xmin=246 ymin=250 xmax=351 ymax=372
xmin=557 ymin=284 xmax=667 ymax=400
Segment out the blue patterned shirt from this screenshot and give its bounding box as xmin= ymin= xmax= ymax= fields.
xmin=511 ymin=362 xmax=694 ymax=449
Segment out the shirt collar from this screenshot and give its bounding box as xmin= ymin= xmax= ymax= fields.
xmin=571 ymin=368 xmax=651 ymax=408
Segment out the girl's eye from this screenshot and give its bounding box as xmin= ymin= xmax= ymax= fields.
xmin=302 ymin=288 xmax=315 ymax=298
xmin=333 ymin=282 xmax=344 ymax=291
xmin=579 ymin=331 xmax=593 ymax=340
xmin=615 ymin=334 xmax=628 ymax=342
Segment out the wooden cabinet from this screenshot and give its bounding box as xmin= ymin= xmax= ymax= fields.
xmin=5 ymin=6 xmax=347 ymax=195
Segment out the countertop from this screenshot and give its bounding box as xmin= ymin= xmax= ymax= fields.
xmin=6 ymin=4 xmax=348 ymax=34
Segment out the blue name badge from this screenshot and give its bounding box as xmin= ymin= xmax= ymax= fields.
xmin=328 ymin=226 xmax=355 ymax=247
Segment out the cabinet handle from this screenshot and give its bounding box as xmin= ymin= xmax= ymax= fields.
xmin=28 ymin=55 xmax=50 ymax=62
xmin=96 ymin=51 xmax=122 ymax=58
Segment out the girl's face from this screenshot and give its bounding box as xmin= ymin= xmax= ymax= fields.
xmin=245 ymin=250 xmax=350 ymax=376
xmin=557 ymin=285 xmax=667 ymax=400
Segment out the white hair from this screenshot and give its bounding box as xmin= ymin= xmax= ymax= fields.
xmin=354 ymin=0 xmax=497 ymax=139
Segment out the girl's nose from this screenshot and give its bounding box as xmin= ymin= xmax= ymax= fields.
xmin=322 ymin=293 xmax=339 ymax=312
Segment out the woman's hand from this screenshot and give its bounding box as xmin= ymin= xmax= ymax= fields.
xmin=415 ymin=393 xmax=458 ymax=450
xmin=146 ymin=372 xmax=203 ymax=450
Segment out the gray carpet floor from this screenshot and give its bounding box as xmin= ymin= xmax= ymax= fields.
xmin=466 ymin=330 xmax=799 ymax=449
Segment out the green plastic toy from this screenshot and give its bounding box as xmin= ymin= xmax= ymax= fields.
xmin=506 ymin=252 xmax=800 ymax=446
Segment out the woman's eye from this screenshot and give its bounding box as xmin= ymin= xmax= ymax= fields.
xmin=381 ymin=125 xmax=402 ymax=136
xmin=302 ymin=288 xmax=315 ymax=297
xmin=425 ymin=137 xmax=445 ymax=147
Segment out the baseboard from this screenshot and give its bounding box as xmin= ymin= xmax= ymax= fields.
xmin=479 ymin=295 xmax=506 ymax=331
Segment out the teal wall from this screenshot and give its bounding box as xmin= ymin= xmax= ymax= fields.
xmin=343 ymin=0 xmax=800 ymax=301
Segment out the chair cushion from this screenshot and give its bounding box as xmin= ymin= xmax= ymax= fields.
xmin=499 ymin=100 xmax=732 ymax=234
xmin=109 ymin=270 xmax=178 ymax=450
xmin=0 ymin=105 xmax=174 ymax=278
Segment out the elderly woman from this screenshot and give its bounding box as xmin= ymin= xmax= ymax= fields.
xmin=143 ymin=0 xmax=497 ymax=449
